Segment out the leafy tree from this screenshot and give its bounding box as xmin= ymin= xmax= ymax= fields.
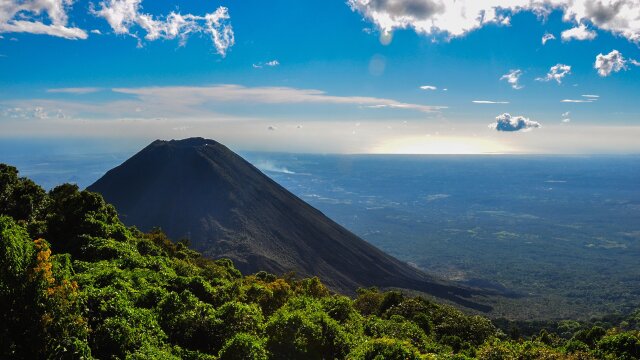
xmin=347 ymin=337 xmax=423 ymax=360
xmin=265 ymin=300 xmax=354 ymax=359
xmin=45 ymin=183 xmax=129 ymax=258
xmin=218 ymin=333 xmax=268 ymax=360
xmin=597 ymin=332 xmax=640 ymax=359
xmin=3 ymin=167 xmax=640 ymax=360
xmin=0 ymin=216 xmax=89 ymax=358
xmin=0 ymin=164 xmax=48 ymax=236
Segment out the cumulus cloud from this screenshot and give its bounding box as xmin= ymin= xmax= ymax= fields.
xmin=490 ymin=113 xmax=541 ymax=132
xmin=500 ymin=69 xmax=523 ymax=89
xmin=542 ymin=32 xmax=556 ymax=45
xmin=561 ymin=23 xmax=597 ymax=41
xmin=473 ymin=100 xmax=509 ymax=104
xmin=348 ymin=0 xmax=640 ymax=44
xmin=419 ymin=85 xmax=437 ymax=90
xmin=92 ymin=0 xmax=234 ymax=55
xmin=594 ymin=50 xmax=638 ymax=77
xmin=0 ymin=0 xmax=88 ymax=39
xmin=537 ymin=64 xmax=571 ymax=83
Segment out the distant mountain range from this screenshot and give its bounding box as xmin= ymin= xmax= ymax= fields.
xmin=88 ymin=137 xmax=490 ymax=310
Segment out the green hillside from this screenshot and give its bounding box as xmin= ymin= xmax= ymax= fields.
xmin=1 ymin=163 xmax=639 ymax=359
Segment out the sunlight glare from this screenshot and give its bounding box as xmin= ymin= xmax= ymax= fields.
xmin=371 ymin=136 xmax=510 ymax=154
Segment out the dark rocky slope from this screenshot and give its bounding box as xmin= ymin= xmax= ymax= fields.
xmin=88 ymin=138 xmax=490 ymax=310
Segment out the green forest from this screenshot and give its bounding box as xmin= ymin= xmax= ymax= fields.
xmin=1 ymin=162 xmax=639 ymax=360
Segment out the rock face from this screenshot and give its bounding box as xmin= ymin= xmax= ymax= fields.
xmin=88 ymin=138 xmax=489 ymax=309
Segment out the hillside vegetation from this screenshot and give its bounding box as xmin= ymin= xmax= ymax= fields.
xmin=1 ymin=163 xmax=639 ymax=359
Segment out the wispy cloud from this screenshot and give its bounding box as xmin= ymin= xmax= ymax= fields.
xmin=419 ymin=85 xmax=437 ymax=90
xmin=91 ymin=0 xmax=234 ymax=55
xmin=560 ymin=94 xmax=598 ymax=103
xmin=1 ymin=84 xmax=445 ymax=127
xmin=253 ymin=60 xmax=280 ymax=69
xmin=561 ymin=99 xmax=592 ymax=103
xmin=473 ymin=100 xmax=509 ymax=104
xmin=541 ymin=32 xmax=555 ymax=45
xmin=112 ymin=85 xmax=445 ymax=113
xmin=47 ymin=87 xmax=103 ymax=95
xmin=500 ymin=69 xmax=523 ymax=90
xmin=537 ymin=64 xmax=571 ymax=84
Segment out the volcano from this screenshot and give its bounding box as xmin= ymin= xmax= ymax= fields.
xmin=88 ymin=137 xmax=489 ymax=310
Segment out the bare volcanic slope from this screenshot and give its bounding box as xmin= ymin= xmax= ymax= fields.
xmin=88 ymin=138 xmax=490 ymax=310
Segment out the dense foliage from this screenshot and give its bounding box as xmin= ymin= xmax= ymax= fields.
xmin=1 ymin=163 xmax=639 ymax=359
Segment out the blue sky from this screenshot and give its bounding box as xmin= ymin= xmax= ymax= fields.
xmin=1 ymin=0 xmax=640 ymax=154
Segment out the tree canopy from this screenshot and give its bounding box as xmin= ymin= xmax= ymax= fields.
xmin=0 ymin=163 xmax=639 ymax=359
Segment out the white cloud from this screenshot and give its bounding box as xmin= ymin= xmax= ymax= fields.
xmin=500 ymin=69 xmax=523 ymax=89
xmin=582 ymin=94 xmax=599 ymax=98
xmin=419 ymin=85 xmax=437 ymax=90
xmin=537 ymin=64 xmax=571 ymax=83
xmin=594 ymin=50 xmax=635 ymax=77
xmin=91 ymin=29 xmax=102 ymax=34
xmin=472 ymin=100 xmax=509 ymax=104
xmin=47 ymin=87 xmax=103 ymax=94
xmin=561 ymin=99 xmax=592 ymax=103
xmin=562 ymin=118 xmax=571 ymax=123
xmin=1 ymin=105 xmax=67 ymax=120
xmin=253 ymin=60 xmax=280 ymax=68
xmin=112 ymin=84 xmax=445 ymax=113
xmin=348 ymin=1 xmax=640 ymax=44
xmin=0 ymin=0 xmax=87 ymax=39
xmin=541 ymin=32 xmax=555 ymax=45
xmin=92 ymin=0 xmax=234 ymax=56
xmin=490 ymin=113 xmax=541 ymax=132
xmin=561 ymin=23 xmax=597 ymax=41
xmin=562 ymin=111 xmax=570 ymax=117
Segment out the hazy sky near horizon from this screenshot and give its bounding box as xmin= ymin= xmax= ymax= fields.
xmin=1 ymin=0 xmax=640 ymax=154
